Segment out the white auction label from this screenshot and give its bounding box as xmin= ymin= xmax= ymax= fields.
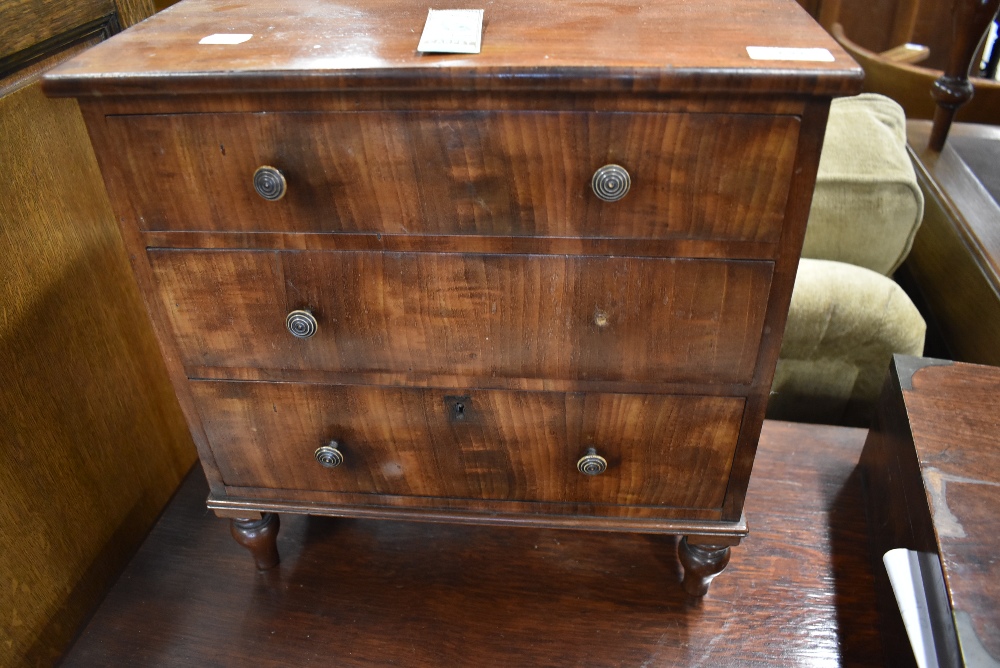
xmin=417 ymin=9 xmax=484 ymax=54
xmin=199 ymin=33 xmax=253 ymax=45
xmin=746 ymin=46 xmax=834 ymax=62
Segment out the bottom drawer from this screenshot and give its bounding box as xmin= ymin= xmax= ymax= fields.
xmin=193 ymin=381 xmax=744 ymax=510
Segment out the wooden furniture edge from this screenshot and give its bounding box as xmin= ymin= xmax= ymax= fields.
xmin=859 ymin=354 xmax=963 ymax=668
xmin=208 ymin=494 xmax=749 ymax=537
xmin=721 ymin=97 xmax=832 ymax=521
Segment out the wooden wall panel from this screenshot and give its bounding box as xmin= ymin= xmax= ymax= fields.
xmin=0 ymin=5 xmax=195 ymax=664
xmin=113 ymin=0 xmax=156 ymax=29
xmin=0 ymin=0 xmax=115 ymax=62
xmin=800 ymin=0 xmax=959 ymax=70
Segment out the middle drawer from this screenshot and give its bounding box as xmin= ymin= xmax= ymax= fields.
xmin=149 ymin=250 xmax=773 ymax=385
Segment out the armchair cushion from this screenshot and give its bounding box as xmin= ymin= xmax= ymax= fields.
xmin=770 ymin=258 xmax=925 ymax=425
xmin=803 ymin=94 xmax=924 ymax=275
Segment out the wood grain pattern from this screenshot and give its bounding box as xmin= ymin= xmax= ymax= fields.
xmin=819 ymin=0 xmax=956 ymax=70
xmin=0 ymin=0 xmax=114 ymax=62
xmin=58 ymin=419 xmax=884 ymax=667
xmin=107 ymin=111 xmax=799 ymax=240
xmin=901 ymin=361 xmax=1000 ymax=662
xmin=720 ymin=99 xmax=833 ymax=522
xmin=213 ymin=488 xmax=731 ymax=525
xmin=111 ymin=0 xmax=155 ymax=29
xmin=1 ymin=38 xmax=103 ymax=100
xmin=860 ymin=357 xmax=943 ymax=668
xmin=193 ymin=381 xmax=744 ymax=509
xmin=77 ymin=104 xmax=231 ymax=499
xmin=49 ymin=0 xmax=854 ymax=592
xmin=79 ymin=90 xmax=819 ymax=116
xmin=0 ymin=16 xmax=119 ymax=82
xmin=861 ymin=357 xmax=1000 ymax=665
xmin=180 ymin=366 xmax=752 ymax=399
xmin=149 ymin=250 xmax=773 ymax=386
xmin=0 ymin=35 xmax=193 ymax=668
xmin=43 ymin=0 xmax=861 ymax=97
xmin=140 ymin=229 xmax=779 ymax=261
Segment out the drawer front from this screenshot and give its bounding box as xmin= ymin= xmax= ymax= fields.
xmin=150 ymin=250 xmax=773 ymax=385
xmin=110 ymin=110 xmax=799 ymax=241
xmin=193 ymin=381 xmax=745 ymax=509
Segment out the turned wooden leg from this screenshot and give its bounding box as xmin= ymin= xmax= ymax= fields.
xmin=230 ymin=513 xmax=280 ymax=570
xmin=678 ymin=536 xmax=732 ymax=596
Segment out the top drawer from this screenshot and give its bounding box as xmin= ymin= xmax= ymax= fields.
xmin=107 ymin=111 xmax=799 ymax=241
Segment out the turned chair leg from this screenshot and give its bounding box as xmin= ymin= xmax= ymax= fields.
xmin=230 ymin=513 xmax=280 ymax=570
xmin=678 ymin=536 xmax=732 ymax=596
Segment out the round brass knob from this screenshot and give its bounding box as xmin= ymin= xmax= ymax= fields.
xmin=286 ymin=309 xmax=317 ymax=339
xmin=314 ymin=441 xmax=344 ymax=468
xmin=253 ymin=165 xmax=287 ymax=201
xmin=577 ymin=448 xmax=608 ymax=476
xmin=591 ymin=164 xmax=631 ymax=202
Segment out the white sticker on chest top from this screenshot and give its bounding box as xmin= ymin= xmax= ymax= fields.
xmin=417 ymin=9 xmax=485 ymax=54
xmin=746 ymin=46 xmax=835 ymax=62
xmin=199 ymin=33 xmax=253 ymax=45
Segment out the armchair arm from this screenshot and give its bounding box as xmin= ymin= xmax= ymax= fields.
xmin=770 ymin=258 xmax=925 ymax=424
xmin=803 ymin=94 xmax=924 ymax=275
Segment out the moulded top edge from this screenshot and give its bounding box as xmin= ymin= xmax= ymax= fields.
xmin=44 ymin=0 xmax=862 ymax=98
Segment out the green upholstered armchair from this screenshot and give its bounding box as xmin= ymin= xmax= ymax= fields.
xmin=768 ymin=94 xmax=926 ymax=426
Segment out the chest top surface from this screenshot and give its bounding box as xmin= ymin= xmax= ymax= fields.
xmin=45 ymin=0 xmax=861 ymax=97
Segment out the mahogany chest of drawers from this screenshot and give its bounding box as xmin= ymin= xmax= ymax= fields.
xmin=46 ymin=0 xmax=860 ymax=595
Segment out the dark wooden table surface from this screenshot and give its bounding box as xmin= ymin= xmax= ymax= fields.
xmin=863 ymin=356 xmax=1000 ymax=667
xmin=61 ymin=420 xmax=883 ymax=667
